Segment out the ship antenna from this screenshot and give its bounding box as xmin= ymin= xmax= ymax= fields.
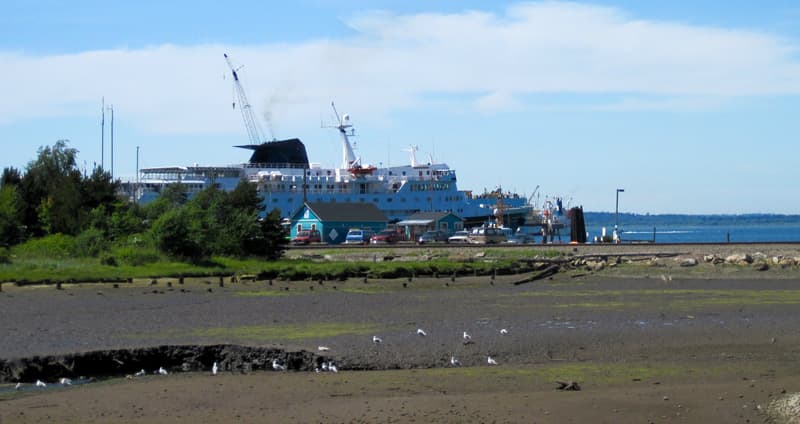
xmin=325 ymin=102 xmax=357 ymax=169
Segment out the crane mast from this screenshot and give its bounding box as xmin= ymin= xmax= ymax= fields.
xmin=224 ymin=53 xmax=265 ymax=145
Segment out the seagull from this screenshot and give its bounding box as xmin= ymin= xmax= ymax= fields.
xmin=59 ymin=378 xmax=72 ymax=385
xmin=328 ymin=362 xmax=338 ymax=373
xmin=487 ymin=356 xmax=498 ymax=365
xmin=35 ymin=380 xmax=47 ymax=387
xmin=450 ymin=356 xmax=462 ymax=367
xmin=272 ymin=359 xmax=286 ymax=371
xmin=417 ymin=328 xmax=427 ymax=336
xmin=500 ymin=328 xmax=509 ymax=335
xmin=212 ymin=362 xmax=218 ymax=375
xmin=463 ymin=331 xmax=472 ymax=342
xmin=134 ymin=369 xmax=146 ymax=377
xmin=317 ymin=346 xmax=330 ymax=352
xmin=321 ymin=362 xmax=329 ymax=372
xmin=158 ymin=367 xmax=169 ymax=375
xmin=15 ymin=382 xmax=22 ymax=390
xmin=372 ymin=335 xmax=383 ymax=344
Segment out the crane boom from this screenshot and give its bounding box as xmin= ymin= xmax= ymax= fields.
xmin=224 ymin=53 xmax=265 ymax=145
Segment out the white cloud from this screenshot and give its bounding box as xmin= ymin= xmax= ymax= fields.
xmin=1 ymin=2 xmax=799 ymax=135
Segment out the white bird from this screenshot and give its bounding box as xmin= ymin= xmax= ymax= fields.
xmin=450 ymin=356 xmax=461 ymax=367
xmin=463 ymin=331 xmax=472 ymax=342
xmin=500 ymin=328 xmax=508 ymax=335
xmin=317 ymin=346 xmax=330 ymax=352
xmin=272 ymin=359 xmax=286 ymax=371
xmin=59 ymin=378 xmax=72 ymax=385
xmin=212 ymin=362 xmax=218 ymax=375
xmin=134 ymin=369 xmax=146 ymax=377
xmin=416 ymin=328 xmax=427 ymax=336
xmin=15 ymin=382 xmax=22 ymax=390
xmin=321 ymin=362 xmax=329 ymax=372
xmin=487 ymin=356 xmax=498 ymax=365
xmin=372 ymin=335 xmax=383 ymax=344
xmin=157 ymin=367 xmax=168 ymax=375
xmin=35 ymin=380 xmax=47 ymax=387
xmin=328 ymin=362 xmax=338 ymax=373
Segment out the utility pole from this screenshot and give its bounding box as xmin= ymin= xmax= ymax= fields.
xmin=136 ymin=145 xmax=140 ymax=204
xmin=101 ymin=97 xmax=105 ymax=170
xmin=110 ymin=104 xmax=115 ymax=179
xmin=615 ymin=188 xmax=625 ymax=233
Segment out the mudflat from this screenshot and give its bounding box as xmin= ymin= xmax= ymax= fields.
xmin=2 ymin=244 xmax=800 ymax=423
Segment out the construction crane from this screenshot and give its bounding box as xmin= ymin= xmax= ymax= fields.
xmin=223 ymin=53 xmax=266 ymax=145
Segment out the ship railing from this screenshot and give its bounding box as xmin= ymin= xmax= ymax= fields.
xmin=241 ymin=162 xmax=308 ymax=169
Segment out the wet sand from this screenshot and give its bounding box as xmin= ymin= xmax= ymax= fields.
xmin=2 ymin=244 xmax=800 ymax=423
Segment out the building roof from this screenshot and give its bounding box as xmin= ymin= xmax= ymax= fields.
xmin=304 ymin=202 xmax=387 ymax=222
xmin=405 ymin=211 xmax=463 ymax=221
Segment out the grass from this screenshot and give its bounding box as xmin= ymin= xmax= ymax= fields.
xmin=511 ymin=288 xmax=800 ymax=310
xmin=142 ymin=322 xmax=382 ymax=342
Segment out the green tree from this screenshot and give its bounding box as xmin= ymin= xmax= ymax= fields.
xmin=1 ymin=167 xmax=22 ymax=186
xmin=150 ymin=208 xmax=204 ymax=261
xmin=0 ymin=185 xmax=24 ymax=246
xmin=19 ymin=140 xmax=84 ymax=236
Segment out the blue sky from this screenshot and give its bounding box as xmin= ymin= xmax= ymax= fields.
xmin=2 ymin=0 xmax=799 ymax=214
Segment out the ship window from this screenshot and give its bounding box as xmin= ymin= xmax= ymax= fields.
xmin=373 ymin=198 xmax=379 ymax=203
xmin=387 ymin=198 xmax=392 ymax=203
xmin=402 ymin=171 xmax=406 ymax=176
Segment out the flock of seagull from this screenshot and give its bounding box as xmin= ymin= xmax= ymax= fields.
xmin=369 ymin=327 xmax=509 ymax=368
xmin=12 ymin=326 xmax=510 ymax=388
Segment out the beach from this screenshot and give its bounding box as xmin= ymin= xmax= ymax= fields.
xmin=2 ymin=243 xmax=800 ymax=423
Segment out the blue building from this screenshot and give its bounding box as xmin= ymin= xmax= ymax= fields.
xmin=396 ymin=211 xmax=464 ymax=241
xmin=289 ymin=202 xmax=388 ymax=244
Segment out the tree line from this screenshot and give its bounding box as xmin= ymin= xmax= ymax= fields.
xmin=0 ymin=140 xmax=287 ymax=262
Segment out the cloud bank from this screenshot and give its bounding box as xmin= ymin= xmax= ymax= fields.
xmin=1 ymin=1 xmax=799 ymax=136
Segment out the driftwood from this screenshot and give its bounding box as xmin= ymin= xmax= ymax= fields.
xmin=512 ymin=265 xmax=561 ymax=285
xmin=555 ymin=380 xmax=581 ymax=391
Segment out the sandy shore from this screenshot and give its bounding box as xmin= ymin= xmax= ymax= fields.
xmin=2 ymin=243 xmax=800 ymax=423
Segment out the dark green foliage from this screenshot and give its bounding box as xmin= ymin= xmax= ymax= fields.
xmin=151 ymin=208 xmax=204 ymax=261
xmin=0 ymin=185 xmax=24 ymax=247
xmin=0 ymin=247 xmax=9 ymax=264
xmin=1 ymin=167 xmax=22 ymax=186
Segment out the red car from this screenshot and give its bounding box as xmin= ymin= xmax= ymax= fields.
xmin=292 ymin=229 xmax=321 ymax=245
xmin=370 ymin=229 xmax=401 ymax=244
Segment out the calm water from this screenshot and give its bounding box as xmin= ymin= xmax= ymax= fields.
xmin=580 ymin=222 xmax=800 ymax=243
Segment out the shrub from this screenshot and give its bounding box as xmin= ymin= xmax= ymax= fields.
xmin=0 ymin=247 xmax=10 ymax=264
xmin=99 ymin=252 xmax=118 ymax=266
xmin=12 ymin=233 xmax=76 ymax=258
xmin=112 ymin=245 xmax=161 ymax=266
xmin=74 ymin=227 xmax=109 ymax=257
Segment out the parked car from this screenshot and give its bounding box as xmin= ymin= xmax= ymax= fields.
xmin=418 ymin=230 xmax=449 ymax=244
xmin=292 ymin=229 xmax=321 ymax=245
xmin=344 ymin=228 xmax=374 ymax=245
xmin=467 ymin=226 xmax=507 ymax=244
xmin=447 ymin=230 xmax=471 ymax=243
xmin=371 ymin=229 xmax=400 ymax=244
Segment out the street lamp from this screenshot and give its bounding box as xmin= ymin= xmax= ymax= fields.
xmin=615 ymin=188 xmax=625 ymax=232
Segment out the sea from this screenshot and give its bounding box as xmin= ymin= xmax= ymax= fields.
xmin=575 ymin=212 xmax=800 ymax=244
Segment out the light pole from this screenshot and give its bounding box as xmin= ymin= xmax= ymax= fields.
xmin=615 ymin=188 xmax=625 ymax=232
